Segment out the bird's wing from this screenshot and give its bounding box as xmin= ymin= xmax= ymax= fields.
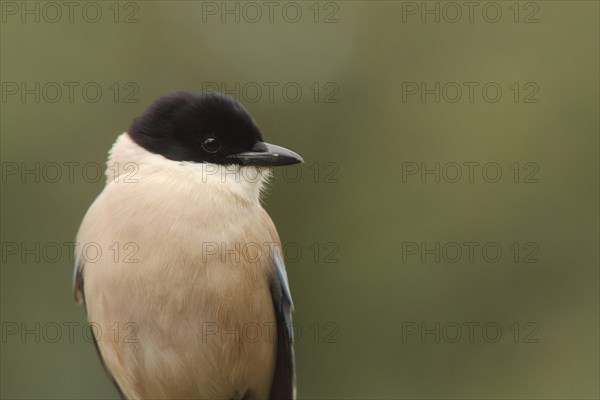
xmin=268 ymin=249 xmax=296 ymax=400
xmin=73 ymin=254 xmax=85 ymax=303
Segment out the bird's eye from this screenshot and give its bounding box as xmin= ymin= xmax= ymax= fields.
xmin=202 ymin=137 xmax=220 ymax=153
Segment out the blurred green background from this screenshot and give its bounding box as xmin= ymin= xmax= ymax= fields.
xmin=1 ymin=1 xmax=598 ymax=399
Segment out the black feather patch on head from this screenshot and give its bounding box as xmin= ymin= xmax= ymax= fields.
xmin=128 ymin=91 xmax=265 ymax=164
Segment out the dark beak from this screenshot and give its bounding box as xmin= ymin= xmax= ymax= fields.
xmin=226 ymin=142 xmax=304 ymax=166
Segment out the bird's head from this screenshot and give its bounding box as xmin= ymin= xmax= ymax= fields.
xmin=112 ymin=91 xmax=303 ymax=204
xmin=128 ymin=91 xmax=303 ymax=167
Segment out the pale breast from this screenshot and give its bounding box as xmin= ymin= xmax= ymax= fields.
xmin=78 ymin=177 xmax=280 ymax=399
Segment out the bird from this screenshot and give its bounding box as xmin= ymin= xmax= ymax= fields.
xmin=72 ymin=91 xmax=303 ymax=400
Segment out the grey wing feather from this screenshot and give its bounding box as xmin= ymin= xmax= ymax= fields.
xmin=73 ymin=255 xmax=85 ymax=303
xmin=268 ymin=250 xmax=296 ymax=400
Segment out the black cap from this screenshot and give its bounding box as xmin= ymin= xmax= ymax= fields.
xmin=128 ymin=91 xmax=303 ymax=167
